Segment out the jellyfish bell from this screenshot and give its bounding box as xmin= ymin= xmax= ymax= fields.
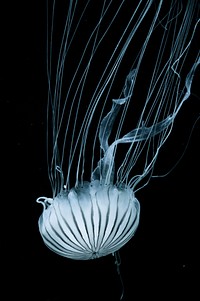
xmin=37 ymin=1 xmax=199 ymax=260
xmin=37 ymin=180 xmax=140 ymax=260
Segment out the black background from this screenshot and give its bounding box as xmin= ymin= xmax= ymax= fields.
xmin=3 ymin=2 xmax=200 ymax=300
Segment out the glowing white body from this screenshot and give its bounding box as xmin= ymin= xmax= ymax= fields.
xmin=37 ymin=1 xmax=199 ymax=261
xmin=38 ymin=180 xmax=139 ymax=259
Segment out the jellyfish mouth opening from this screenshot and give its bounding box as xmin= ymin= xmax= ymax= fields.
xmin=91 ymin=251 xmax=99 ymax=259
xmin=37 ymin=180 xmax=140 ymax=260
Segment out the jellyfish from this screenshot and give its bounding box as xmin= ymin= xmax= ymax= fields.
xmin=36 ymin=1 xmax=199 ymax=261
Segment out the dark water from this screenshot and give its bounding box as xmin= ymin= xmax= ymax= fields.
xmin=3 ymin=2 xmax=199 ymax=300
